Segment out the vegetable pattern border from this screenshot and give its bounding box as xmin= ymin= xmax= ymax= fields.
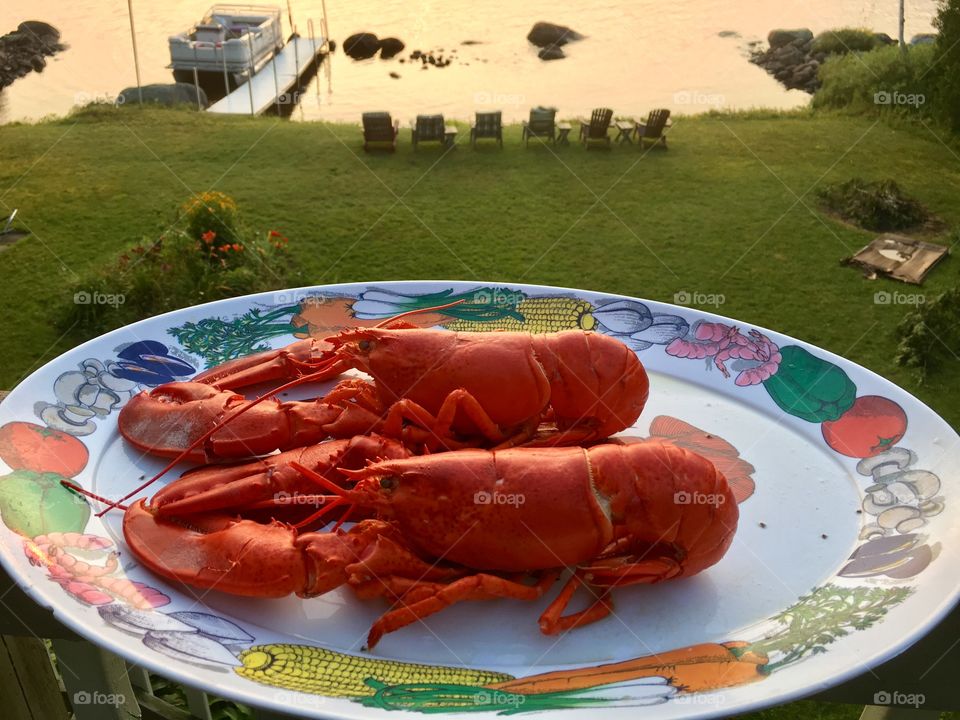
xmin=0 ymin=284 xmax=948 ymax=716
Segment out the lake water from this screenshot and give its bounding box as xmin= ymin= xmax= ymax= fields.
xmin=0 ymin=0 xmax=940 ymax=124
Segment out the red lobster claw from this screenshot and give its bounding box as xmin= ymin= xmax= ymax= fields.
xmin=150 ymin=435 xmax=408 ymax=517
xmin=191 ymin=339 xmax=338 ymax=390
xmin=118 ymin=382 xmax=346 ymax=463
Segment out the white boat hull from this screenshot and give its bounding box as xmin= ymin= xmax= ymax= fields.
xmin=168 ymin=4 xmax=283 ymax=75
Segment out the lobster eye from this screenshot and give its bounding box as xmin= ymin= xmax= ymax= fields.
xmin=379 ymin=476 xmax=397 ymax=490
xmin=358 ymin=339 xmax=374 ymax=352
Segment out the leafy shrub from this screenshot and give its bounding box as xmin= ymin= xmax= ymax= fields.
xmin=60 ymin=193 xmax=294 ymax=339
xmin=181 ymin=191 xmax=242 ymax=247
xmin=811 ymin=27 xmax=879 ymax=55
xmin=813 ymin=43 xmax=936 ymax=113
xmin=933 ymin=0 xmax=960 ymax=131
xmin=815 ymin=178 xmax=927 ymax=231
xmin=896 ymin=284 xmax=960 ymax=382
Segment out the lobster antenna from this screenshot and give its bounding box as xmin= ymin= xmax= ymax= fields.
xmin=370 ymin=298 xmax=467 ymax=328
xmin=99 ymin=298 xmax=468 ymax=517
xmin=289 ymin=461 xmax=348 ymax=495
xmin=61 ymin=481 xmax=130 ymax=512
xmin=292 ymin=496 xmax=346 ymax=530
xmin=331 ymin=503 xmax=357 ymax=532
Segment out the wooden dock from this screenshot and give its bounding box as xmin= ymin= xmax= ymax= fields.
xmin=207 ymin=36 xmax=324 ymax=116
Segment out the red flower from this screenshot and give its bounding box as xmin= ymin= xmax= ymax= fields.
xmin=232 ymin=243 xmax=243 ymax=252
xmin=202 ymin=230 xmax=217 ymax=243
xmin=269 ymin=230 xmax=282 ymax=238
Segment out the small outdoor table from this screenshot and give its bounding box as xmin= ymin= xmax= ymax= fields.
xmin=615 ymin=121 xmax=636 ymax=144
xmin=444 ymin=125 xmax=458 ymax=148
xmin=557 ymin=122 xmax=572 ymax=145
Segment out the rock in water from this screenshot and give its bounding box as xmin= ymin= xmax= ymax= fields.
xmin=749 ymin=26 xmax=841 ymax=94
xmin=0 ymin=20 xmax=65 ymax=89
xmin=343 ymin=32 xmax=380 ymax=59
xmin=766 ymin=28 xmax=813 ymax=49
xmin=118 ymin=83 xmax=209 ymax=109
xmin=527 ymin=22 xmax=584 ymax=48
xmin=538 ymin=45 xmax=565 ymax=61
xmin=17 ymin=20 xmax=60 ymax=43
xmin=379 ymin=37 xmax=405 ymax=59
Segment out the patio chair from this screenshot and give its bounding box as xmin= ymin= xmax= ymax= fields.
xmin=361 ymin=112 xmax=399 ymax=152
xmin=471 ymin=111 xmax=503 ymax=147
xmin=578 ymin=107 xmax=613 ymax=147
xmin=412 ymin=114 xmax=456 ymax=149
xmin=636 ymin=108 xmax=672 ymax=149
xmin=521 ymin=106 xmax=557 ymax=146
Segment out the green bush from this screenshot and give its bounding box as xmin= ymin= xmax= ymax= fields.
xmin=60 ymin=193 xmax=294 ymax=340
xmin=933 ymin=0 xmax=960 ymax=131
xmin=811 ymin=27 xmax=879 ymax=55
xmin=815 ymin=178 xmax=928 ymax=231
xmin=181 ymin=190 xmax=242 ymax=247
xmin=896 ymin=284 xmax=960 ymax=382
xmin=813 ymin=43 xmax=935 ymax=113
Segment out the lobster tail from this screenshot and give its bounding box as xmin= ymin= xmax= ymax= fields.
xmin=588 ymin=440 xmax=738 ymax=581
xmin=533 ymin=331 xmax=650 ymax=442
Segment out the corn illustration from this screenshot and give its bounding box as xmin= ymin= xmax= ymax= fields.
xmin=446 ymin=297 xmax=596 ymax=333
xmin=237 ymin=644 xmax=512 ymax=698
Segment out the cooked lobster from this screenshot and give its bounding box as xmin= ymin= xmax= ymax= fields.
xmin=121 ymin=440 xmax=738 ymax=650
xmin=118 ymin=327 xmax=650 ymax=461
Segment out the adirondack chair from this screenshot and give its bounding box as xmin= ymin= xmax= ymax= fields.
xmin=361 ymin=112 xmax=399 ymax=152
xmin=578 ymin=107 xmax=613 ymax=146
xmin=412 ymin=114 xmax=455 ymax=149
xmin=470 ymin=111 xmax=503 ymax=147
xmin=636 ymin=108 xmax=672 ymax=149
xmin=521 ymin=106 xmax=557 ymax=146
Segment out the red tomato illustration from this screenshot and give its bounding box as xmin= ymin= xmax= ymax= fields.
xmin=821 ymin=396 xmax=907 ymax=458
xmin=0 ymin=422 xmax=89 ymax=477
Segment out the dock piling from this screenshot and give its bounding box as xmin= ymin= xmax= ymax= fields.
xmin=222 ymin=49 xmax=231 ymax=98
xmin=191 ymin=45 xmax=203 ymax=110
xmin=246 ymin=33 xmax=257 ymax=116
xmin=308 ymin=19 xmax=320 ymax=100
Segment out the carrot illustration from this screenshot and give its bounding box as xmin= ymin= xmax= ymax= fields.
xmin=291 ymin=297 xmax=449 ymax=340
xmin=487 ymin=642 xmax=768 ymax=695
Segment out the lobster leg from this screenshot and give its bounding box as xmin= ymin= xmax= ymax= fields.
xmin=365 ymin=571 xmax=558 ymax=650
xmin=538 ymin=550 xmax=686 ymax=636
xmin=380 ymin=390 xmax=537 ymax=449
xmin=539 ymin=574 xmax=614 ymax=635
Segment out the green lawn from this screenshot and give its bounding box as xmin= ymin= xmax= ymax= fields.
xmin=0 ymin=106 xmax=957 ymax=425
xmin=0 ymin=103 xmax=958 ymax=720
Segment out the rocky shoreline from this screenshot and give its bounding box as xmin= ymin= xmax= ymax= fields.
xmin=749 ymin=27 xmax=933 ymax=95
xmin=749 ymin=29 xmax=825 ymax=94
xmin=0 ymin=21 xmax=64 ymax=90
